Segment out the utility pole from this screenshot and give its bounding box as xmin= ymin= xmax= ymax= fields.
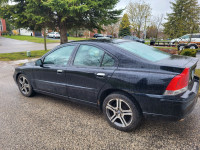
xmin=144 ymin=15 xmax=147 ymax=39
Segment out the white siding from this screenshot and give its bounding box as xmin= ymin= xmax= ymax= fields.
xmin=19 ymin=28 xmax=33 ymax=36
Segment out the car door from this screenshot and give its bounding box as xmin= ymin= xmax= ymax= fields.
xmin=32 ymin=45 xmax=76 ymax=96
xmin=66 ymin=44 xmax=117 ymax=104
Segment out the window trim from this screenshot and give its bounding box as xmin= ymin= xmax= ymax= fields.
xmin=71 ymin=44 xmax=118 ymax=68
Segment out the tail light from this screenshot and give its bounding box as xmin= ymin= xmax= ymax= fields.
xmin=164 ymin=68 xmax=190 ymax=95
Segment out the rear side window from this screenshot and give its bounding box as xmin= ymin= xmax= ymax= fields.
xmin=191 ymin=35 xmax=200 ymax=38
xmin=102 ymin=54 xmax=115 ymax=67
xmin=74 ymin=45 xmax=104 ymax=67
xmin=43 ymin=46 xmax=75 ymax=66
xmin=116 ymin=41 xmax=170 ymax=62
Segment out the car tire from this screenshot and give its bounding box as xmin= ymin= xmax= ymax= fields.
xmin=189 ymin=44 xmax=198 ymax=49
xmin=103 ymin=92 xmax=142 ymax=132
xmin=178 ymin=44 xmax=186 ymax=51
xmin=17 ymin=74 xmax=35 ymax=97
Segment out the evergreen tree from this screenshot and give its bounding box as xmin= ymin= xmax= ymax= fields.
xmin=119 ymin=14 xmax=131 ymax=37
xmin=164 ymin=0 xmax=200 ymax=38
xmin=0 ymin=0 xmax=122 ymax=44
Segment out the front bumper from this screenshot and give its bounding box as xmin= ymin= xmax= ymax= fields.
xmin=134 ymin=76 xmax=199 ymax=120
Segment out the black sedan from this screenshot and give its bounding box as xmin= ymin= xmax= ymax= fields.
xmin=123 ymin=35 xmax=145 ymax=43
xmin=93 ymin=34 xmax=104 ymax=38
xmin=13 ymin=39 xmax=199 ymax=132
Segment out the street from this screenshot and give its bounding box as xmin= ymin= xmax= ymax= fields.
xmin=0 ymin=61 xmax=200 ymax=150
xmin=0 ymin=37 xmax=59 ymax=53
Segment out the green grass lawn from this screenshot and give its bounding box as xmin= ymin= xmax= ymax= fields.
xmin=3 ymin=35 xmax=59 ymax=43
xmin=155 ymin=46 xmax=177 ymax=50
xmin=2 ymin=35 xmax=90 ymax=43
xmin=0 ymin=50 xmax=49 ymax=61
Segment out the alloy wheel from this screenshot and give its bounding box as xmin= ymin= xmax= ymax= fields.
xmin=190 ymin=46 xmax=196 ymax=49
xmin=106 ymin=99 xmax=133 ymax=127
xmin=18 ymin=76 xmax=30 ymax=95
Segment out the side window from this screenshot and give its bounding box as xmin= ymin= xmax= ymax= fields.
xmin=74 ymin=45 xmax=104 ymax=67
xmin=184 ymin=35 xmax=189 ymax=39
xmin=102 ymin=53 xmax=115 ymax=67
xmin=191 ymin=35 xmax=200 ymax=38
xmin=43 ymin=46 xmax=75 ymax=66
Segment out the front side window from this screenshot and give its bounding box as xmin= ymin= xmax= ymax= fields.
xmin=116 ymin=41 xmax=170 ymax=62
xmin=43 ymin=46 xmax=75 ymax=66
xmin=74 ymin=45 xmax=104 ymax=67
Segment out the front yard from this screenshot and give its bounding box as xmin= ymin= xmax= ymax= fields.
xmin=0 ymin=50 xmax=49 ymax=61
xmin=2 ymin=35 xmax=90 ymax=43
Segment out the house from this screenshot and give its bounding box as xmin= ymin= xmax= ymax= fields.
xmin=0 ymin=18 xmax=6 ymax=36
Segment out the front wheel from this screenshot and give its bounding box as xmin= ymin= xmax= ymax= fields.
xmin=17 ymin=74 xmax=35 ymax=97
xmin=178 ymin=44 xmax=186 ymax=51
xmin=103 ymin=93 xmax=142 ymax=132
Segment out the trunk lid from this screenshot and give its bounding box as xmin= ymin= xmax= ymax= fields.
xmin=158 ymin=55 xmax=198 ymax=82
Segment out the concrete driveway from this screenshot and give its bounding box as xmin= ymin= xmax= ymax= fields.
xmin=0 ymin=61 xmax=200 ymax=149
xmin=0 ymin=37 xmax=60 ymax=53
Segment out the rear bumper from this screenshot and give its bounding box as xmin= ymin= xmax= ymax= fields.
xmin=134 ymin=76 xmax=199 ymax=120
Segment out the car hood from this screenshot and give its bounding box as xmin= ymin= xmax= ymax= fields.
xmin=23 ymin=61 xmax=35 ymax=66
xmin=171 ymin=38 xmax=180 ymax=42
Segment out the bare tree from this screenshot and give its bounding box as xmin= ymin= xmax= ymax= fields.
xmin=103 ymin=21 xmax=120 ymax=38
xmin=154 ymin=14 xmax=164 ymax=40
xmin=127 ymin=0 xmax=151 ymax=38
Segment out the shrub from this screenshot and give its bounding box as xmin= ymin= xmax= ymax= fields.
xmin=180 ymin=49 xmax=197 ymax=57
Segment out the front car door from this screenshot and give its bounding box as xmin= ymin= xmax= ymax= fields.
xmin=66 ymin=44 xmax=117 ymax=104
xmin=32 ymin=45 xmax=76 ymax=96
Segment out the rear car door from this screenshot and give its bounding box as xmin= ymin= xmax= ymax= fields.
xmin=66 ymin=44 xmax=117 ymax=104
xmin=32 ymin=45 xmax=76 ymax=96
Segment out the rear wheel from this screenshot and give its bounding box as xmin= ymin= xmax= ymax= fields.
xmin=17 ymin=74 xmax=35 ymax=97
xmin=189 ymin=44 xmax=198 ymax=49
xmin=103 ymin=93 xmax=142 ymax=132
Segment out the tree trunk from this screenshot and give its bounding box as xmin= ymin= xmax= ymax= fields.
xmin=60 ymin=22 xmax=68 ymax=44
xmin=43 ymin=28 xmax=47 ymax=51
xmin=76 ymin=29 xmax=78 ymax=37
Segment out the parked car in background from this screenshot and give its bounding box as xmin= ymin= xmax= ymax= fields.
xmin=171 ymin=33 xmax=200 ymax=50
xmin=171 ymin=33 xmax=200 ymax=43
xmin=93 ymin=34 xmax=104 ymax=38
xmin=123 ymin=35 xmax=145 ymax=43
xmin=47 ymin=32 xmax=60 ymax=38
xmin=13 ymin=39 xmax=199 ymax=132
xmin=106 ymin=35 xmax=113 ymax=38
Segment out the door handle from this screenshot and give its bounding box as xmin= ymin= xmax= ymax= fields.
xmin=96 ymin=73 xmax=105 ymax=77
xmin=57 ymin=70 xmax=63 ymax=73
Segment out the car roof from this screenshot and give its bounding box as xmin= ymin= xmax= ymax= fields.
xmin=69 ymin=38 xmax=129 ymax=44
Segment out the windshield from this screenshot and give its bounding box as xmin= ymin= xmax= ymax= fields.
xmin=116 ymin=41 xmax=171 ymax=62
xmin=180 ymin=35 xmax=189 ymax=39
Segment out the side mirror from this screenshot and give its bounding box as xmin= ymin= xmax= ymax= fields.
xmin=35 ymin=59 xmax=43 ymax=67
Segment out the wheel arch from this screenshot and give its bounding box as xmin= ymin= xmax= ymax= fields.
xmin=188 ymin=43 xmax=198 ymax=49
xmin=15 ymin=72 xmax=22 ymax=82
xmin=98 ymin=89 xmax=142 ymax=114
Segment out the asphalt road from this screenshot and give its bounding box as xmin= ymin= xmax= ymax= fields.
xmin=0 ymin=37 xmax=60 ymax=53
xmin=0 ymin=61 xmax=200 ymax=150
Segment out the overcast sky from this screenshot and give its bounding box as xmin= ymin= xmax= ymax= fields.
xmin=116 ymin=0 xmax=200 ymax=16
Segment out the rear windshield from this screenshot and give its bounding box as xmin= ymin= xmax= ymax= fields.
xmin=116 ymin=41 xmax=170 ymax=62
